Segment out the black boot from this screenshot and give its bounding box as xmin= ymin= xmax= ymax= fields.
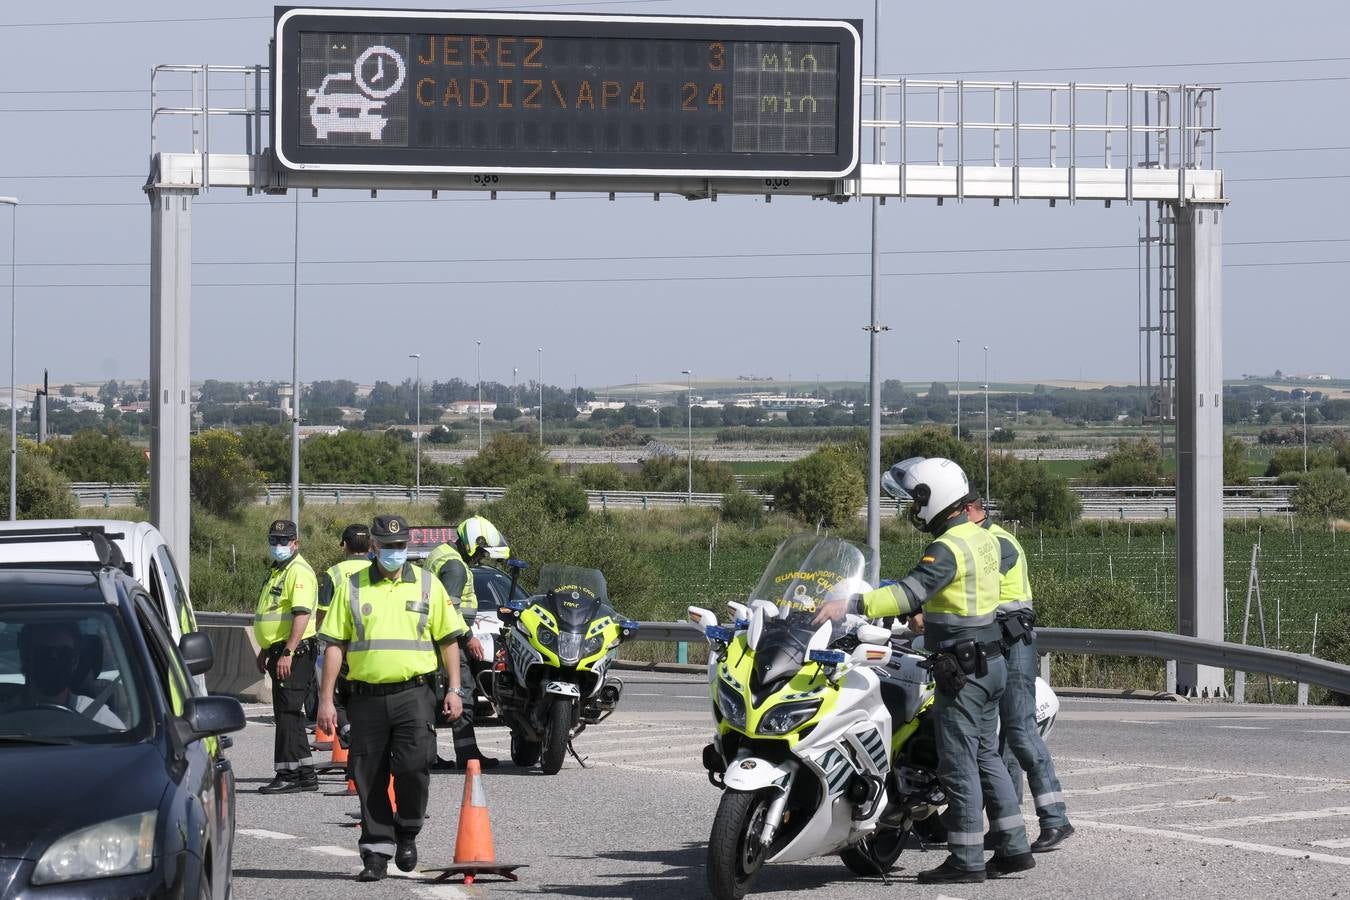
xmin=987 ymin=852 xmax=1037 ymax=877
xmin=395 ymin=836 xmax=418 ymax=872
xmin=431 ymin=755 xmax=457 ymax=771
xmin=916 ymin=857 xmax=987 ymax=884
xmin=457 ymin=752 xmax=499 ymax=770
xmin=258 ymin=774 xmax=298 ymax=794
xmin=357 ymin=853 xmax=388 ymax=882
xmin=1030 ymin=823 xmax=1075 ymax=852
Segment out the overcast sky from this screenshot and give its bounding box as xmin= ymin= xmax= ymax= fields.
xmin=0 ymin=0 xmax=1346 ymax=394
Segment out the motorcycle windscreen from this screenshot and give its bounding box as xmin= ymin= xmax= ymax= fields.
xmin=536 ymin=564 xmax=610 ymax=632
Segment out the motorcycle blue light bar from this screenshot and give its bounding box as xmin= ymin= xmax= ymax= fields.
xmin=705 ymin=625 xmax=735 ymax=643
xmin=619 ymin=619 xmax=640 ymax=631
xmin=809 ymin=649 xmax=847 ymax=665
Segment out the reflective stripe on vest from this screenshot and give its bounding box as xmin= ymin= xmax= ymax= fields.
xmin=925 ymin=521 xmax=1001 ymax=627
xmin=989 ymin=522 xmax=1033 ymax=613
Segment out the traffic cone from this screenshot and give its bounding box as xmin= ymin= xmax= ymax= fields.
xmin=317 ymin=730 xmax=348 ymax=775
xmin=344 ymin=775 xmax=357 ymax=796
xmin=388 ymin=775 xmax=398 ymax=814
xmin=312 ymin=721 xmax=335 ymax=752
xmin=425 ymin=760 xmax=523 ymax=885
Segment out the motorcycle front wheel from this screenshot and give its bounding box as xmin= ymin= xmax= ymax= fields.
xmin=707 ymin=789 xmax=774 ymax=900
xmin=540 ymin=696 xmax=573 ymax=775
xmin=839 ymin=826 xmax=907 ymax=876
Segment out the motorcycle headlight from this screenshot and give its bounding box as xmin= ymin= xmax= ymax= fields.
xmin=535 ymin=625 xmax=556 ymax=647
xmin=556 ymin=631 xmax=582 ymax=663
xmin=716 ymin=680 xmax=747 ymax=729
xmin=582 ymin=633 xmax=605 ymax=657
xmin=32 ymin=811 xmax=157 ymax=885
xmin=757 ymin=700 xmax=822 ymax=735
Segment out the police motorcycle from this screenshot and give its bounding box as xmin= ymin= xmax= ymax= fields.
xmin=463 ymin=560 xmax=528 ymax=718
xmin=688 ymin=535 xmax=909 ymax=900
xmin=493 ymin=564 xmax=639 ymax=774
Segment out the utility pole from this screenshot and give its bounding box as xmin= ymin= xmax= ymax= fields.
xmin=682 ymin=369 xmax=693 ymax=499
xmin=537 ymin=347 xmax=543 ymax=445
xmin=955 ymin=337 xmax=962 ymax=438
xmin=4 ymin=197 xmax=18 ymax=520
xmin=984 ymin=345 xmax=991 ymax=502
xmin=409 ymin=353 xmax=421 ymax=499
xmin=288 ymin=192 xmax=301 ymax=526
xmin=475 ymin=339 xmax=483 ymax=451
xmin=864 ymin=0 xmax=884 ymax=583
xmin=1302 ymin=391 xmax=1309 ymax=473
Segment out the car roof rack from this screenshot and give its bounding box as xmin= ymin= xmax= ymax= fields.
xmin=0 ymin=525 xmax=132 ymax=574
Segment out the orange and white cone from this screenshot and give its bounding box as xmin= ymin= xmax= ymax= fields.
xmin=311 ymin=720 xmax=335 ymax=752
xmin=426 ymin=760 xmax=523 ymax=884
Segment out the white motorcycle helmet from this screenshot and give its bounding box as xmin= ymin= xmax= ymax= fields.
xmin=882 ymin=456 xmax=972 ymax=532
xmin=1034 ymin=678 xmax=1060 ymax=738
xmin=457 ymin=515 xmax=510 ymax=560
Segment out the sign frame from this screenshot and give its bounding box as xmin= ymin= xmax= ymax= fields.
xmin=272 ymin=7 xmax=862 ymax=179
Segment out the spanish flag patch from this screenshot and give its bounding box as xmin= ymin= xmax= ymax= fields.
xmin=921 ymin=555 xmax=936 ymax=563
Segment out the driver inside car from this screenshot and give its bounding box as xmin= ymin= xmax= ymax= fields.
xmin=7 ymin=621 xmax=125 ymax=729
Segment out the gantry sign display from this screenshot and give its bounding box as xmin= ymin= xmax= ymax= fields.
xmin=272 ymin=8 xmax=862 ymax=178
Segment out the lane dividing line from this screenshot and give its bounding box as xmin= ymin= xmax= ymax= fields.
xmin=1075 ymin=820 xmax=1350 ymax=867
xmin=1064 ymin=774 xmax=1231 ymax=797
xmin=1311 ymin=838 xmax=1350 ymax=849
xmin=1072 ymin=793 xmax=1269 ymax=819
xmin=1212 ymin=725 xmax=1268 ymax=730
xmin=1056 ymin=756 xmax=1350 ymax=785
xmin=1175 ymin=806 xmax=1350 ymax=832
xmin=236 ymin=828 xmax=297 ymax=840
xmin=1055 ymin=764 xmax=1140 ymax=778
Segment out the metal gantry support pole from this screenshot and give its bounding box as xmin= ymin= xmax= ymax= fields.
xmin=864 ymin=0 xmax=883 ymax=583
xmin=148 ymin=185 xmax=196 ymax=584
xmin=289 ymin=192 xmax=301 ymax=526
xmin=3 ymin=197 xmax=16 ymax=521
xmin=1174 ymin=200 xmax=1227 ymax=698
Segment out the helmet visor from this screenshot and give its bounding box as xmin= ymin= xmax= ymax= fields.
xmin=881 ymin=456 xmax=926 ymax=500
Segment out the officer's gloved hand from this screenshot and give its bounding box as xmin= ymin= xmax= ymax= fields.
xmin=929 ymin=653 xmax=967 ymax=695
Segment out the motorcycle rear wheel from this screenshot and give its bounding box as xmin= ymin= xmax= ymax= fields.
xmin=839 ymin=827 xmax=908 ymax=876
xmin=707 ymin=789 xmax=773 ymax=900
xmin=540 ymin=697 xmax=572 ymax=775
xmin=510 ymin=731 xmax=541 ymax=767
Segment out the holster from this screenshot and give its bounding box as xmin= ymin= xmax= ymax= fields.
xmin=998 ymin=610 xmax=1037 ymax=647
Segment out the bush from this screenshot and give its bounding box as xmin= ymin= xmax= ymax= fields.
xmin=990 ymin=458 xmax=1081 ymax=528
xmin=461 ymin=433 xmax=553 ymax=486
xmin=300 ymin=430 xmax=450 ymax=485
xmin=190 ymin=429 xmax=262 ymax=519
xmin=237 ymin=425 xmax=290 ymax=481
xmin=1265 ymin=446 xmax=1336 ymax=478
xmin=507 ymin=473 xmax=589 ymax=523
xmin=1223 ymin=434 xmax=1250 ymax=486
xmin=720 ymin=490 xmax=765 ymax=527
xmin=631 ymin=456 xmax=736 ymax=494
xmin=1292 ymin=468 xmax=1350 ymax=522
xmin=48 ymin=428 xmax=148 ymax=483
xmin=1318 ymin=608 xmax=1350 ymax=705
xmin=437 ymin=488 xmax=467 ymax=522
xmin=0 ymin=440 xmax=78 ymax=519
xmin=1089 ymin=437 xmax=1166 ymax=486
xmin=770 ymin=446 xmax=865 ymax=528
xmin=576 ymin=463 xmax=628 ymax=491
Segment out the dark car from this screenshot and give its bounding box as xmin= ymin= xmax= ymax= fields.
xmin=0 ymin=544 xmax=245 ymax=898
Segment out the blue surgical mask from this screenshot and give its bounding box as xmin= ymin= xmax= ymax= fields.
xmin=269 ymin=544 xmax=294 ymax=563
xmin=377 ymin=548 xmax=407 ymax=572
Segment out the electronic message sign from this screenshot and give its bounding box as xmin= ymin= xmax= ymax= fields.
xmin=273 ymin=8 xmax=861 ymax=178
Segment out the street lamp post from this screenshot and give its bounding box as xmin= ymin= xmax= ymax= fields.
xmin=681 ymin=369 xmax=693 ymax=499
xmin=955 ymin=337 xmax=962 ymax=439
xmin=537 ymin=348 xmax=543 ymax=445
xmin=1302 ymin=392 xmax=1309 ymax=473
xmin=475 ymin=339 xmax=483 ymax=451
xmin=983 ymin=345 xmax=991 ymax=502
xmin=2 ymin=197 xmax=17 ymax=521
xmin=512 ymin=366 xmax=518 ymax=408
xmin=409 ymin=353 xmax=421 ymax=499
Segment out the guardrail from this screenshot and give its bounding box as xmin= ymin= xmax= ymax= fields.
xmin=196 ymin=614 xmax=1349 ymax=699
xmin=73 ymin=481 xmax=1295 ymax=520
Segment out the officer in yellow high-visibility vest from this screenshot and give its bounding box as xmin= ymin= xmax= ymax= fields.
xmin=966 ymin=496 xmax=1073 ymax=852
xmin=317 ymin=514 xmax=467 ymax=883
xmin=423 ymin=515 xmax=508 ymax=769
xmin=253 ymin=518 xmax=319 ymax=794
xmin=316 ymin=523 xmax=373 ymax=750
xmin=815 ymin=458 xmax=1033 ymax=884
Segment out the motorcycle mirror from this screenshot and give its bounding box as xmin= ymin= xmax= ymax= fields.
xmin=726 ymin=601 xmax=750 ymax=622
xmin=806 ymin=621 xmax=832 ymax=655
xmin=749 ymin=598 xmax=779 ymax=619
xmin=687 ymin=606 xmax=719 ymax=629
xmin=746 ymin=607 xmax=765 ymax=650
xmin=855 ymin=623 xmax=891 ymax=645
xmin=850 ymin=644 xmax=893 ymax=668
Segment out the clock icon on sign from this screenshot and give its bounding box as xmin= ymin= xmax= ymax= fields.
xmin=354 ymin=45 xmax=407 ymax=99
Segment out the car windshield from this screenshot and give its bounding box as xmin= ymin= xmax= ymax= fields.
xmin=0 ymin=607 xmax=148 ymax=744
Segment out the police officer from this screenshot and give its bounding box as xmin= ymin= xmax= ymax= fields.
xmin=816 ymin=458 xmax=1033 ymax=884
xmin=316 ymin=523 xmax=373 ymax=749
xmin=317 ymin=514 xmax=467 ymax=882
xmin=254 ymin=519 xmax=319 ymax=794
xmin=423 ymin=515 xmax=507 ymax=769
xmin=966 ymin=496 xmax=1074 ymax=852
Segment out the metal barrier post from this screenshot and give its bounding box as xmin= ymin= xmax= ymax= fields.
xmin=1040 ymin=652 xmax=1050 ymax=684
xmin=677 ymin=642 xmax=688 ymax=664
xmin=1165 ymin=659 xmax=1177 ymax=694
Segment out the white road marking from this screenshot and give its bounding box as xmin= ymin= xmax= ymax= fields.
xmin=1075 ymin=820 xmax=1350 ymax=867
xmin=1311 ymin=837 xmax=1350 ymax=849
xmin=1117 ymin=720 xmax=1164 ymax=726
xmin=1065 ymin=774 xmax=1231 ymax=796
xmin=1176 ymin=806 xmax=1350 ymax=832
xmin=1306 ymin=730 xmax=1350 ymax=735
xmin=1056 ymin=764 xmax=1140 ymax=777
xmin=1077 ymin=794 xmax=1267 ymax=818
xmin=416 ymin=885 xmax=470 ymax=899
xmin=309 ymin=845 xmax=360 ymax=857
xmin=1212 ymin=725 xmax=1268 ymax=731
xmin=1056 ymin=755 xmax=1349 ymax=785
xmin=237 ymin=828 xmax=296 ymax=840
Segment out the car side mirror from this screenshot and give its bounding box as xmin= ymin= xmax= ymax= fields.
xmin=183 ymin=696 xmax=246 ymax=738
xmin=178 ymin=632 xmax=214 ymax=676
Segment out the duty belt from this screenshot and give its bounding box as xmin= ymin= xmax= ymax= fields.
xmin=266 ymin=636 xmax=317 ymax=656
xmin=348 ymin=673 xmax=437 ymax=696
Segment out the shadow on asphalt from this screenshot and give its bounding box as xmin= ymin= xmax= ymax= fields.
xmin=536 ymin=843 xmax=906 ymax=898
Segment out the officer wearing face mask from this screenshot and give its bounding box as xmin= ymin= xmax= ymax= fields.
xmin=253 ymin=519 xmax=319 ymax=794
xmin=317 ymin=514 xmax=467 ymax=882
